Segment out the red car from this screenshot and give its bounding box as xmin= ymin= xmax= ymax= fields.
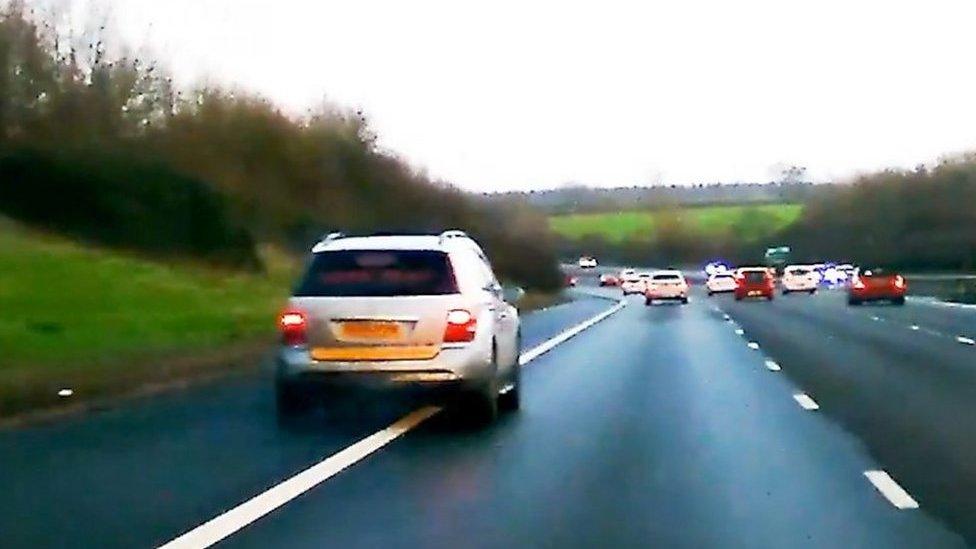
xmin=848 ymin=267 xmax=906 ymax=305
xmin=734 ymin=268 xmax=775 ymax=301
xmin=565 ymin=274 xmax=578 ymax=287
xmin=599 ymin=274 xmax=619 ymax=287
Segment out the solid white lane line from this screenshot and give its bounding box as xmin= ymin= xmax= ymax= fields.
xmin=159 ymin=299 xmax=626 ymax=549
xmin=734 ymin=328 xmax=744 ymax=336
xmin=158 ymin=406 xmax=441 ymax=549
xmin=764 ymin=360 xmax=781 ymax=371
xmin=956 ymin=336 xmax=976 ymax=346
xmin=864 ymin=470 xmax=920 ymax=510
xmin=747 ymin=342 xmax=760 ymax=350
xmin=793 ymin=393 xmax=820 ymax=411
xmin=519 ymin=300 xmax=626 ymax=365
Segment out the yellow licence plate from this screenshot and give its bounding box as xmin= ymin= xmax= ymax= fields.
xmin=339 ymin=321 xmax=402 ymax=340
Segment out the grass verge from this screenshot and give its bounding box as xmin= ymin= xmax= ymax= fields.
xmin=0 ymin=218 xmax=296 ymax=418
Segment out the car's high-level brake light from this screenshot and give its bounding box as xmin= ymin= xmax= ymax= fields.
xmin=852 ymin=276 xmax=866 ymax=289
xmin=893 ymin=275 xmax=905 ymax=289
xmin=444 ymin=309 xmax=477 ymax=343
xmin=278 ymin=308 xmax=307 ymax=346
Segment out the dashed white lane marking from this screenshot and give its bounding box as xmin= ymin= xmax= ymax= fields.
xmin=57 ymin=388 xmax=73 ymax=397
xmin=747 ymin=342 xmax=760 ymax=350
xmin=910 ymin=325 xmax=920 ymax=331
xmin=956 ymin=336 xmax=976 ymax=346
xmin=764 ymin=360 xmax=781 ymax=371
xmin=864 ymin=470 xmax=920 ymax=509
xmin=870 ymin=315 xmax=881 ymax=321
xmin=723 ymin=314 xmax=731 ymax=321
xmin=734 ymin=328 xmax=745 ymax=336
xmin=793 ymin=393 xmax=820 ymax=411
xmin=158 ymin=299 xmax=626 ymax=549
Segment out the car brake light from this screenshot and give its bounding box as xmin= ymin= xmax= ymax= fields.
xmin=444 ymin=309 xmax=477 ymax=343
xmin=852 ymin=276 xmax=866 ymax=289
xmin=278 ymin=308 xmax=307 ymax=346
xmin=894 ymin=275 xmax=905 ymax=289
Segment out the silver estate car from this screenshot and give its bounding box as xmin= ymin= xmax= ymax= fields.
xmin=276 ymin=231 xmax=522 ymax=424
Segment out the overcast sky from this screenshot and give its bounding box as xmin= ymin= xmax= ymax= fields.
xmin=53 ymin=0 xmax=976 ymax=191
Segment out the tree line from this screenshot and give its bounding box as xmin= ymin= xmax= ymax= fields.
xmin=0 ymin=3 xmax=562 ymax=289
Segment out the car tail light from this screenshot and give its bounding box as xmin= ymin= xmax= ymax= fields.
xmin=278 ymin=308 xmax=307 ymax=346
xmin=893 ymin=275 xmax=905 ymax=289
xmin=444 ymin=309 xmax=477 ymax=343
xmin=852 ymin=276 xmax=866 ymax=290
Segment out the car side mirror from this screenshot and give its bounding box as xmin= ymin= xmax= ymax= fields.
xmin=502 ymin=285 xmax=525 ymax=304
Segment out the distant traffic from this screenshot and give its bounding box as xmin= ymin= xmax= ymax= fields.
xmin=580 ymin=256 xmax=909 ymax=307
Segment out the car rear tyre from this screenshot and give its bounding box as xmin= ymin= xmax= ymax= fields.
xmin=783 ymin=289 xmax=790 ymax=295
xmin=645 ymin=297 xmax=652 ymax=306
xmin=499 ymin=336 xmax=521 ymax=412
xmin=681 ymin=296 xmax=689 ymax=304
xmin=893 ymin=296 xmax=906 ymax=306
xmin=460 ymin=382 xmax=499 ymax=426
xmin=848 ymin=297 xmax=862 ymax=306
xmin=275 ymin=380 xmax=313 ymax=418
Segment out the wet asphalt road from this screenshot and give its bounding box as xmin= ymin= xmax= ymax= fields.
xmin=3 ymin=278 xmax=976 ymax=548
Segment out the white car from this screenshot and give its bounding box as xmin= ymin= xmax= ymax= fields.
xmin=620 ymin=270 xmax=644 ymax=295
xmin=578 ymin=256 xmax=598 ymax=269
xmin=276 ymin=230 xmax=521 ymax=424
xmin=644 ymin=270 xmax=689 ymax=304
xmin=706 ymin=272 xmax=737 ymax=295
xmin=781 ymin=265 xmax=818 ymax=294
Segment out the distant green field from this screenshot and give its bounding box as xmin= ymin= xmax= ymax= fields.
xmin=549 ymin=203 xmax=804 ymax=243
xmin=0 ymin=218 xmax=297 ymax=416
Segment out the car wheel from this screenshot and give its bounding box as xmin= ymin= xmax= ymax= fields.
xmin=499 ymin=335 xmax=521 ymax=412
xmin=275 ymin=379 xmax=313 ymax=418
xmin=767 ymin=294 xmax=774 ymax=301
xmin=461 ymin=381 xmax=499 ymax=426
xmin=734 ymin=295 xmax=742 ymax=301
xmin=644 ymin=297 xmax=652 ymax=306
xmin=783 ymin=289 xmax=790 ymax=295
xmin=893 ymin=296 xmax=906 ymax=306
xmin=848 ymin=297 xmax=861 ymax=306
xmin=681 ymin=296 xmax=689 ymax=304
xmin=809 ymin=289 xmax=817 ymax=295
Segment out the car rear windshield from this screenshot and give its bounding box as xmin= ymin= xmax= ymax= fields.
xmin=744 ymin=271 xmax=767 ymax=283
xmin=653 ymin=273 xmax=681 ymax=280
xmin=861 ymin=268 xmax=888 ymax=277
xmin=788 ymin=268 xmax=810 ymax=275
xmin=294 ymin=250 xmax=458 ymax=297
xmin=712 ymin=274 xmax=733 ymax=279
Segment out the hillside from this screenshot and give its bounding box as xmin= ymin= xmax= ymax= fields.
xmin=0 ymin=218 xmax=295 ymax=416
xmin=490 ymin=182 xmax=825 ymax=214
xmin=550 ymin=203 xmax=804 ymax=243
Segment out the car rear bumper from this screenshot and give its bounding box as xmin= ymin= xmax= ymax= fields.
xmin=276 ymin=343 xmax=494 ymax=392
xmin=645 ymin=290 xmax=687 ymax=299
xmin=783 ymin=282 xmax=817 ymax=291
xmin=735 ymin=288 xmax=773 ymax=298
xmin=849 ymin=289 xmax=906 ymax=301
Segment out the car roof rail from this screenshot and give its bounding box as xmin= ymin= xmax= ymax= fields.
xmin=438 ymin=229 xmax=469 ymax=241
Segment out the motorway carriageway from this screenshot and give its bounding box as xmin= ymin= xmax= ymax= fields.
xmin=2 ymin=278 xmax=976 ymax=547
